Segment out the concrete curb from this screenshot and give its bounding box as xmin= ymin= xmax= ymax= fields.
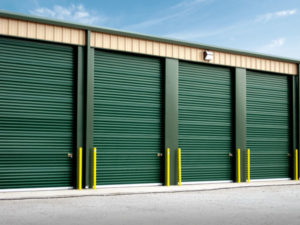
xmin=0 ymin=180 xmax=299 ymax=201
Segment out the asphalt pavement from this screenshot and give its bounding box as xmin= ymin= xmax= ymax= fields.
xmin=1 ymin=184 xmax=300 ymax=225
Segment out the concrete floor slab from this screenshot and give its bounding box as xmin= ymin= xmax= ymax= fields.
xmin=0 ymin=180 xmax=299 ymax=200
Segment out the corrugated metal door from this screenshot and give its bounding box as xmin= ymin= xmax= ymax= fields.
xmin=94 ymin=50 xmax=163 ymax=185
xmin=247 ymin=71 xmax=291 ymax=179
xmin=0 ymin=37 xmax=75 ymax=189
xmin=179 ymin=61 xmax=233 ymax=182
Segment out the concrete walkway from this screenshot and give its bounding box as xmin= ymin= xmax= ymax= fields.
xmin=0 ymin=180 xmax=299 ymax=200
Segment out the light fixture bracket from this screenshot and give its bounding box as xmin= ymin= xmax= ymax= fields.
xmin=204 ymin=50 xmax=214 ymax=61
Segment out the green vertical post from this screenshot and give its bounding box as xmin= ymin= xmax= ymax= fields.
xmin=85 ymin=30 xmax=95 ymax=188
xmin=292 ymin=76 xmax=297 ymax=179
xmin=235 ymin=68 xmax=246 ymax=182
xmin=76 ymin=46 xmax=85 ymax=189
xmin=165 ymin=58 xmax=178 ymax=185
xmin=298 ymin=64 xmax=300 ymax=180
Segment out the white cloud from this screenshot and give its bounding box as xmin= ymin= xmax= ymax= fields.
xmin=257 ymin=38 xmax=286 ymax=53
xmin=30 ymin=4 xmax=105 ymax=25
xmin=256 ymin=9 xmax=297 ymax=22
xmin=267 ymin=38 xmax=286 ymax=48
xmin=124 ymin=15 xmax=177 ymax=31
xmin=164 ymin=24 xmax=238 ymax=41
xmin=171 ymin=0 xmax=208 ymax=9
xmin=124 ymin=0 xmax=210 ymax=31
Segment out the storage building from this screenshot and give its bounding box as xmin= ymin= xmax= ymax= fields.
xmin=0 ymin=10 xmax=299 ymax=190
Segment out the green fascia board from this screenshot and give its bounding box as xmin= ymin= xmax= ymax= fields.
xmin=0 ymin=10 xmax=300 ymax=64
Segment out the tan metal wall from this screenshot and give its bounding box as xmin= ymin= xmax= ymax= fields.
xmin=0 ymin=17 xmax=85 ymax=45
xmin=0 ymin=15 xmax=297 ymax=75
xmin=91 ymin=32 xmax=297 ymax=75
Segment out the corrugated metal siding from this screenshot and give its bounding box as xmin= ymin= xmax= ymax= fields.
xmin=94 ymin=50 xmax=163 ymax=185
xmin=247 ymin=71 xmax=291 ymax=179
xmin=0 ymin=17 xmax=86 ymax=45
xmin=179 ymin=61 xmax=233 ymax=182
xmin=0 ymin=37 xmax=75 ymax=189
xmin=0 ymin=15 xmax=297 ymax=75
xmin=91 ymin=32 xmax=297 ymax=75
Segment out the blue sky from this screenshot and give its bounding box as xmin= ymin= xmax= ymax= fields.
xmin=1 ymin=0 xmax=300 ymax=59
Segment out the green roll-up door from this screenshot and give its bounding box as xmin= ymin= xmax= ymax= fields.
xmin=0 ymin=37 xmax=75 ymax=189
xmin=94 ymin=50 xmax=163 ymax=185
xmin=247 ymin=71 xmax=291 ymax=179
xmin=179 ymin=61 xmax=233 ymax=182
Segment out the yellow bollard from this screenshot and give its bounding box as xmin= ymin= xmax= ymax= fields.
xmin=93 ymin=147 xmax=97 ymax=189
xmin=237 ymin=148 xmax=241 ymax=183
xmin=247 ymin=149 xmax=250 ymax=183
xmin=296 ymin=149 xmax=299 ymax=181
xmin=178 ymin=148 xmax=182 ymax=186
xmin=167 ymin=148 xmax=170 ymax=186
xmin=79 ymin=147 xmax=82 ymax=190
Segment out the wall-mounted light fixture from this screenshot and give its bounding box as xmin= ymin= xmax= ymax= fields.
xmin=204 ymin=50 xmax=214 ymax=61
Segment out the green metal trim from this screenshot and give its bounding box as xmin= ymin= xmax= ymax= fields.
xmin=291 ymin=76 xmax=297 ymax=179
xmin=76 ymin=46 xmax=85 ymax=189
xmin=85 ymin=30 xmax=94 ymax=188
xmin=298 ymin=64 xmax=300 ymax=179
xmin=0 ymin=10 xmax=299 ymax=64
xmin=165 ymin=58 xmax=178 ymax=185
xmin=235 ymin=68 xmax=246 ymax=182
